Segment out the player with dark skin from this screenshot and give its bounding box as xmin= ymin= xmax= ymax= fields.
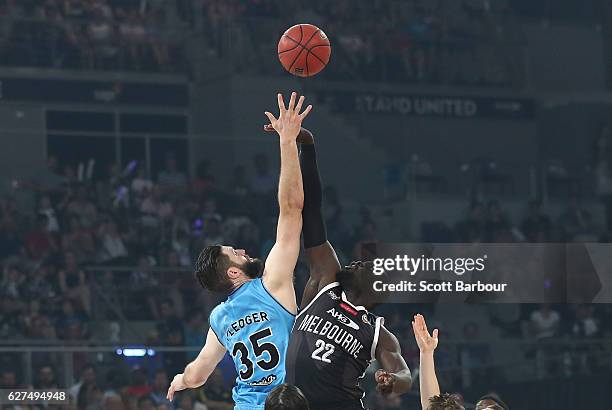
xmin=264 ymin=125 xmax=412 ymax=397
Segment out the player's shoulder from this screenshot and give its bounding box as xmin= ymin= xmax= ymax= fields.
xmin=209 ymin=301 xmax=227 ymax=323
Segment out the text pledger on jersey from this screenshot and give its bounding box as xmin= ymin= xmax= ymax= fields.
xmin=372 ymin=254 xmax=488 ymax=276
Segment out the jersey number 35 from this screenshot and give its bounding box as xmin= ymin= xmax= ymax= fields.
xmin=231 ymin=327 xmax=280 ymax=380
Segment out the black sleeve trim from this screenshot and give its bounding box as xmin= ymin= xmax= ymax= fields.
xmin=261 ymin=280 xmax=297 ymax=317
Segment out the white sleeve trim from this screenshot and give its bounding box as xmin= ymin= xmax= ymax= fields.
xmin=296 ymin=281 xmax=340 ymax=319
xmin=371 ymin=317 xmax=385 ymax=361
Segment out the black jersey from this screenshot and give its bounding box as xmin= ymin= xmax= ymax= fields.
xmin=285 ymin=281 xmax=384 ymax=410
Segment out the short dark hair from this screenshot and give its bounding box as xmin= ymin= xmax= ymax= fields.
xmin=265 ymin=384 xmax=309 ymax=410
xmin=477 ymin=393 xmax=509 ymax=410
xmin=194 ymin=245 xmax=232 ymax=292
xmin=428 ymin=393 xmax=465 ymax=410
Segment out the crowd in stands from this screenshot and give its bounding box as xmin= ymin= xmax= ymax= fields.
xmin=0 ymin=0 xmax=525 ymax=86
xmin=0 ymin=0 xmax=187 ymax=72
xmin=0 ymin=149 xmax=384 ymax=409
xmin=202 ymin=0 xmax=524 ymax=86
xmin=1 ymin=148 xmax=611 ymax=408
xmin=421 ymin=197 xmax=608 ymax=243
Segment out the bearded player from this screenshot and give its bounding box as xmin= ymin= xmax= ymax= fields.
xmin=167 ymin=92 xmax=312 ymax=410
xmin=268 ymin=127 xmax=412 ymax=409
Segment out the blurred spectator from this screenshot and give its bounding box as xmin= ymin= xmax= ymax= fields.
xmin=570 ymin=305 xmax=601 ymax=339
xmin=149 ymin=369 xmax=172 ymax=408
xmin=67 ymin=187 xmax=98 ymax=228
xmin=484 ymin=200 xmax=512 ymax=241
xmin=141 ymin=187 xmax=174 ymax=227
xmin=102 ymin=391 xmax=125 ymax=410
xmin=62 ymin=217 xmax=97 ymax=263
xmin=558 ymin=196 xmax=598 ymax=241
xmin=530 ymin=304 xmax=560 ymax=340
xmin=58 ymin=251 xmax=91 ymax=314
xmin=137 ymin=395 xmax=157 ymax=410
xmin=0 ymin=369 xmax=19 ymax=389
xmin=158 ymin=155 xmax=187 ymax=194
xmin=69 ymin=364 xmax=97 ymax=401
xmin=196 ymin=368 xmax=233 ymax=410
xmin=126 ymin=368 xmax=152 ymax=397
xmin=192 ymin=160 xmax=216 ymax=200
xmin=184 ymin=309 xmax=206 ymax=361
xmin=77 ymin=381 xmax=104 ymax=410
xmin=57 ymin=298 xmax=88 ymax=338
xmin=38 ymin=195 xmax=60 ymax=232
xmin=156 ymin=298 xmax=182 ymax=334
xmin=34 ymin=365 xmax=58 ymax=389
xmin=97 ymin=220 xmax=129 ymax=263
xmin=521 ymin=199 xmax=552 ymax=242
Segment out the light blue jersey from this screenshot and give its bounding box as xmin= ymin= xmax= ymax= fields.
xmin=209 ymin=278 xmax=295 ymax=410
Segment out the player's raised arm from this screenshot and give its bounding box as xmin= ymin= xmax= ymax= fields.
xmin=412 ymin=314 xmax=440 ymax=410
xmin=298 ymin=128 xmax=343 ymax=308
xmin=264 ymin=125 xmax=342 ymax=308
xmin=262 ymin=92 xmax=312 ymax=314
xmin=166 ymin=327 xmax=226 ymax=401
xmin=375 ymin=326 xmax=413 ymax=396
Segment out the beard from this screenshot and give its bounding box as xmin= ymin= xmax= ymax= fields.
xmin=242 ymin=258 xmax=264 ymax=279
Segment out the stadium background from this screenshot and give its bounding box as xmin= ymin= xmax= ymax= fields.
xmin=0 ymin=0 xmax=611 ymax=409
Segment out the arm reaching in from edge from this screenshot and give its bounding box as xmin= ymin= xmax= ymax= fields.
xmin=412 ymin=314 xmax=440 ymax=410
xmin=166 ymin=328 xmax=226 ymax=401
xmin=265 ymin=125 xmax=341 ymax=307
xmin=375 ymin=326 xmax=412 ymax=396
xmin=262 ymin=92 xmax=312 ymax=314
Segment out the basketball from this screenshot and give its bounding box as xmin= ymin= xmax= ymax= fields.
xmin=278 ymin=24 xmax=331 ymax=77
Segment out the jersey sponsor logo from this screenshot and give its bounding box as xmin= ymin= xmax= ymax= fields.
xmin=248 ymin=374 xmax=277 ymax=386
xmin=328 ymin=291 xmax=341 ymax=300
xmin=327 ymin=308 xmax=359 ymax=330
xmin=339 ymin=302 xmax=358 ymax=316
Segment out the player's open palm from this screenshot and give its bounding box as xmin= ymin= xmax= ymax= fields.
xmin=265 ymin=92 xmax=312 ymax=143
xmin=412 ymin=314 xmax=438 ymax=353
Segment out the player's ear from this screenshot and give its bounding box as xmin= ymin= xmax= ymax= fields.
xmin=227 ymin=266 xmax=242 ymax=280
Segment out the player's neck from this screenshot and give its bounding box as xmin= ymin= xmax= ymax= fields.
xmin=230 ymin=276 xmax=253 ymax=291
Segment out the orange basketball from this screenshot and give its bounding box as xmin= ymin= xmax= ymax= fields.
xmin=278 ymin=24 xmax=331 ymax=77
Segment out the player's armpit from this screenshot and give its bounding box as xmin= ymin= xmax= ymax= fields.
xmin=183 ymin=328 xmax=227 ymax=388
xmin=300 ymin=242 xmax=341 ymax=308
xmin=375 ymin=326 xmax=412 ymax=396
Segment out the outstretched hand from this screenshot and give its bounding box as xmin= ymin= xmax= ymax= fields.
xmin=412 ymin=314 xmax=439 ymax=354
xmin=264 ymin=92 xmax=313 ymax=143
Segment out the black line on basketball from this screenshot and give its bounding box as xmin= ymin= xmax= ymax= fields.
xmin=302 ymin=28 xmax=321 ymax=49
xmin=306 ymin=44 xmax=330 ymax=66
xmin=287 ymin=26 xmax=320 ymax=73
xmin=278 ymin=37 xmax=301 ymax=55
xmin=288 ymin=46 xmax=306 ymax=73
